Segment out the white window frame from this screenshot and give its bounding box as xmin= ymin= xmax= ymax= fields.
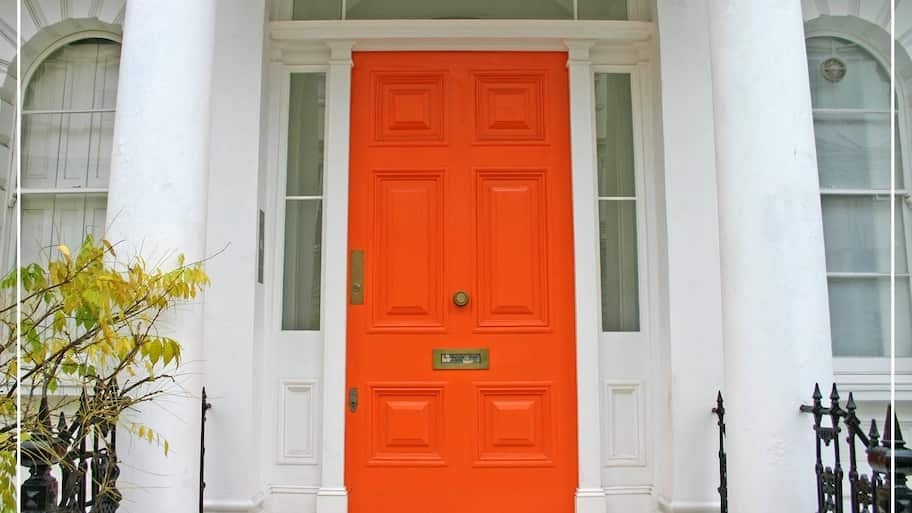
xmin=592 ymin=66 xmax=652 ymax=340
xmin=17 ymin=33 xmax=121 ymax=264
xmin=275 ymin=69 xmax=328 ymax=334
xmin=805 ymin=29 xmax=912 ymax=399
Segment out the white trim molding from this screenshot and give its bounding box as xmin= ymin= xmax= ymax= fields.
xmin=277 ymin=380 xmax=318 ymax=465
xmin=203 ymin=490 xmax=267 ymax=513
xmin=656 ymin=497 xmax=721 ymax=513
xmin=315 ymin=39 xmax=355 ymax=513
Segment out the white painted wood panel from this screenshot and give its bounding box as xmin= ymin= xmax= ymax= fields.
xmin=279 ymin=380 xmax=318 ymax=464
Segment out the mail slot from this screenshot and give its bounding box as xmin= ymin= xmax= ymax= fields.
xmin=432 ymin=348 xmax=489 ymax=370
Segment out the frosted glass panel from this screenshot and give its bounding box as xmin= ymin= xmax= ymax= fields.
xmin=829 ymin=277 xmax=912 ymax=357
xmin=806 ymin=37 xmax=889 ymax=110
xmin=594 ymin=74 xmax=635 ymax=197
xmin=283 ymin=201 xmax=323 ymax=330
xmin=599 ymin=201 xmax=639 ymax=331
xmin=814 ymin=113 xmax=896 ymax=190
xmin=822 ymin=197 xmax=907 ymax=274
xmin=287 ymin=74 xmax=325 ymax=196
xmin=578 ymin=0 xmax=627 ymax=20
xmin=24 ymin=40 xmax=120 ymax=111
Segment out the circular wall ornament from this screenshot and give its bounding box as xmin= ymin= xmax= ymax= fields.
xmin=821 ymin=57 xmax=847 ymax=82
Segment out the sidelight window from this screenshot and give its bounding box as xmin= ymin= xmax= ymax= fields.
xmin=20 ymin=39 xmax=120 ymax=266
xmin=594 ymin=73 xmax=640 ymax=332
xmin=282 ymin=73 xmax=326 ymax=331
xmin=806 ymin=36 xmax=911 ymax=357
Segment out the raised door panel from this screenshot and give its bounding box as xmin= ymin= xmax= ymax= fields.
xmin=475 ymin=382 xmax=553 ymax=467
xmin=369 ymin=383 xmax=447 ymax=466
xmin=373 ymin=72 xmax=446 ymax=145
xmin=473 ymin=72 xmax=546 ymax=144
xmin=475 ymin=170 xmax=550 ymax=330
xmin=369 ymin=171 xmax=446 ymax=330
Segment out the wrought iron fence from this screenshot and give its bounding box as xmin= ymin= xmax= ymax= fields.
xmin=21 ymin=388 xmax=120 ymax=513
xmin=713 ymin=384 xmax=912 ymax=513
xmin=20 ymin=386 xmax=213 ymax=513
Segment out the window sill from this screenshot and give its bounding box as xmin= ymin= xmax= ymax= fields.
xmin=834 ymin=357 xmax=912 ymax=401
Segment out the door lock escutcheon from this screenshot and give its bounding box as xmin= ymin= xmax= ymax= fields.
xmin=349 ymin=387 xmax=359 ymax=413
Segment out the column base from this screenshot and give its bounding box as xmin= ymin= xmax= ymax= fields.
xmin=575 ymin=487 xmax=607 ymax=513
xmin=315 ymin=487 xmax=348 ymax=513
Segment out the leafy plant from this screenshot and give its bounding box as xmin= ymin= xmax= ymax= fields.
xmin=0 ymin=236 xmax=209 ymax=512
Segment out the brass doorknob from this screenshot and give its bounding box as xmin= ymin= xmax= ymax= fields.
xmin=453 ymin=291 xmax=470 ymax=307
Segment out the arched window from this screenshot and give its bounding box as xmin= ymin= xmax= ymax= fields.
xmin=20 ymin=38 xmax=120 ymax=265
xmin=806 ymin=36 xmax=911 ymax=357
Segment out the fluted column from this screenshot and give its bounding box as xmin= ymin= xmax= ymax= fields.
xmin=104 ymin=2 xmax=216 ymax=512
xmin=707 ymin=2 xmax=834 ymax=511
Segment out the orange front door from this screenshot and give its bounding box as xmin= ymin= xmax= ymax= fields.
xmin=346 ymin=52 xmax=577 ymax=513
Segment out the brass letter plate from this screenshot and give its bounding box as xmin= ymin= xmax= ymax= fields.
xmin=432 ymin=348 xmax=489 ymax=370
xmin=350 ymin=250 xmax=364 ymax=304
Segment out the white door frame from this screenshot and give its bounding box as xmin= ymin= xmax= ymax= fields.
xmin=265 ymin=20 xmax=657 ymax=513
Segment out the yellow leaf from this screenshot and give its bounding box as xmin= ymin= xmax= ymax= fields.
xmin=58 ymin=244 xmax=72 ymax=263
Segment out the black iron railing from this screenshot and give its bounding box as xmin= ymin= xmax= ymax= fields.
xmin=713 ymin=384 xmax=912 ymax=513
xmin=21 ymin=387 xmax=120 ymax=513
xmin=199 ymin=387 xmax=212 ymax=513
xmin=712 ymin=392 xmax=728 ymax=513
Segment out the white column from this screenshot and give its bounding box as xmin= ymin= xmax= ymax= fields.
xmin=316 ymin=40 xmax=354 ymax=513
xmin=707 ymin=2 xmax=834 ymax=512
xmin=654 ymin=0 xmax=726 ymax=509
xmin=104 ymin=2 xmax=216 ymax=512
xmin=565 ymin=40 xmax=607 ymax=513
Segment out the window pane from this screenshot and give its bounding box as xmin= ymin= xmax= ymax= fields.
xmin=814 ymin=113 xmax=894 ymax=190
xmin=822 ymin=197 xmax=908 ymax=273
xmin=599 ymin=201 xmax=639 ymax=331
xmin=21 ymin=195 xmax=106 ymax=266
xmin=24 ymin=40 xmax=121 ymax=111
xmin=594 ymin=74 xmax=635 ymax=197
xmin=287 ymin=74 xmax=325 ymax=196
xmin=283 ymin=200 xmax=323 ymax=330
xmin=829 ymin=277 xmax=912 ymax=357
xmin=22 ymin=112 xmax=115 ymax=189
xmin=341 ymin=0 xmax=573 ymax=19
xmin=806 ymin=37 xmax=889 ymax=110
xmin=293 ymin=0 xmax=342 ymax=19
xmin=578 ymin=0 xmax=627 ymax=20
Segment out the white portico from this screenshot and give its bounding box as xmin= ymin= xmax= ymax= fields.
xmin=4 ymin=0 xmax=908 ymax=512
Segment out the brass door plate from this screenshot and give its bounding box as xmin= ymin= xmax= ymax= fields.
xmin=350 ymin=250 xmax=364 ymax=304
xmin=432 ymin=348 xmax=489 ymax=370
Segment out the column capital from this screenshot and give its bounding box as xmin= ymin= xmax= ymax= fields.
xmin=326 ymin=40 xmax=355 ymax=64
xmin=563 ymin=39 xmax=596 ymax=65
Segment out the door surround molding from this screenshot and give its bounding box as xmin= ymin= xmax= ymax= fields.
xmin=264 ymin=21 xmax=659 ymax=513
